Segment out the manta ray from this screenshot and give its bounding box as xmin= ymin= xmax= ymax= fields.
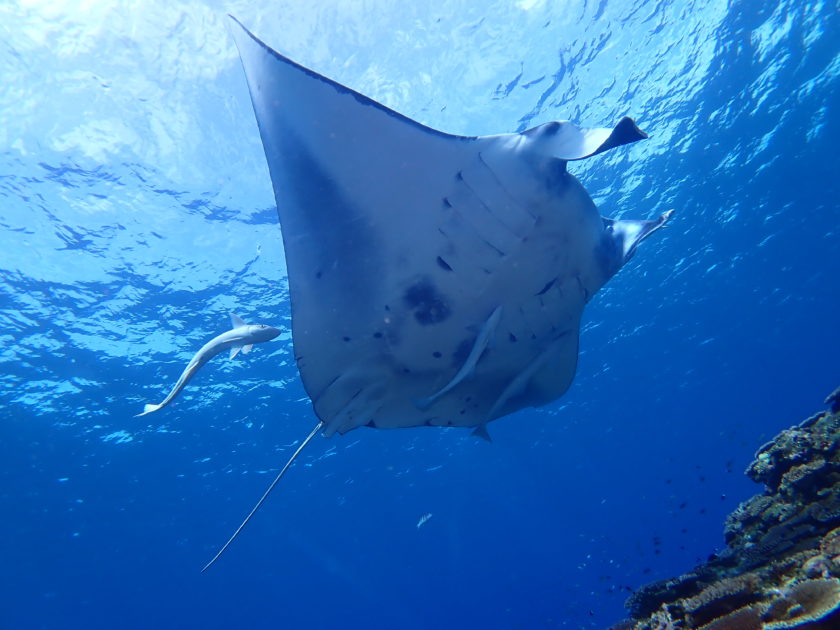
xmin=202 ymin=17 xmax=672 ymax=570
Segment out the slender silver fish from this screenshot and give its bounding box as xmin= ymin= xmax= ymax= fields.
xmin=136 ymin=313 xmax=280 ymax=417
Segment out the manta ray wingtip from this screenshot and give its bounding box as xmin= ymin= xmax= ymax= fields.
xmin=471 ymin=425 xmax=492 ymax=443
xmin=618 ymin=115 xmax=649 ymax=140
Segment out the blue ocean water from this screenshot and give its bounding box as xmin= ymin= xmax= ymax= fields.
xmin=1 ymin=0 xmax=838 ymax=628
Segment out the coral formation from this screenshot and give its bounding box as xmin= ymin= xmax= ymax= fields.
xmin=608 ymin=386 xmax=840 ymax=630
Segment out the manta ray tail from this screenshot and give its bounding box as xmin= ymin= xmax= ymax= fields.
xmin=201 ymin=420 xmax=324 ymax=572
xmin=135 ymin=403 xmax=162 ymax=418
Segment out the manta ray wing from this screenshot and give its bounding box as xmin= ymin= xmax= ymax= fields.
xmin=230 ymin=18 xmax=668 ymax=438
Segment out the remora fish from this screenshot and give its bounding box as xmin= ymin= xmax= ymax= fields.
xmin=136 ymin=313 xmax=280 ymax=417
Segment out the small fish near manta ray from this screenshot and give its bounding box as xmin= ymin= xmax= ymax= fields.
xmin=136 ymin=313 xmax=280 ymax=417
xmin=200 ymin=17 xmax=674 ymax=571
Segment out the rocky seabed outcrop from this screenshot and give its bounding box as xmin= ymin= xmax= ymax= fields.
xmin=610 ymin=386 xmax=840 ymax=630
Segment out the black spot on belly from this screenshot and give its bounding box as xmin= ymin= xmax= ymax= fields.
xmin=343 ymin=336 xmax=351 ymax=342
xmin=373 ymin=331 xmax=383 ymax=339
xmin=509 ymin=332 xmax=518 ymax=343
xmin=432 ymin=351 xmax=442 ymax=359
xmin=436 ymin=256 xmax=453 ymax=272
xmin=442 ymin=198 xmax=452 ymax=208
xmin=366 ymin=420 xmax=377 ymax=428
xmin=403 ymin=278 xmax=451 ymax=325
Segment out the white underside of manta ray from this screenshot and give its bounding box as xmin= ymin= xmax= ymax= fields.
xmin=201 ymin=17 xmax=673 ymax=571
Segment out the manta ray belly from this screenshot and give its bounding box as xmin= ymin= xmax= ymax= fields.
xmin=311 ymin=161 xmax=608 ymax=436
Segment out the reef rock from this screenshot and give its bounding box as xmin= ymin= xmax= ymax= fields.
xmin=609 ymin=386 xmax=840 ymax=630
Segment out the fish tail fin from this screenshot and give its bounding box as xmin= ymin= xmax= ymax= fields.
xmin=135 ymin=403 xmax=163 ymax=418
xmin=201 ymin=420 xmax=324 ymax=573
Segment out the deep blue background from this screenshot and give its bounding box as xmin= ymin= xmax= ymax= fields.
xmin=1 ymin=0 xmax=838 ymax=628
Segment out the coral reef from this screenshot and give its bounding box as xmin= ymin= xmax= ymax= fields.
xmin=609 ymin=387 xmax=840 ymax=630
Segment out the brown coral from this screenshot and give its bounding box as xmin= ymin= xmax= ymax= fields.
xmin=762 ymin=578 xmax=840 ymax=629
xmin=819 ymin=527 xmax=840 ymax=558
xmin=695 ymin=604 xmax=764 ymax=630
xmin=779 ymin=458 xmax=826 ymax=493
xmin=680 ymin=575 xmax=762 ymax=627
xmin=802 ymin=554 xmax=831 ymax=579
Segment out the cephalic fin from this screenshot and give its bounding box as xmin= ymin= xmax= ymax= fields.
xmin=201 ymin=421 xmax=324 ymax=572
